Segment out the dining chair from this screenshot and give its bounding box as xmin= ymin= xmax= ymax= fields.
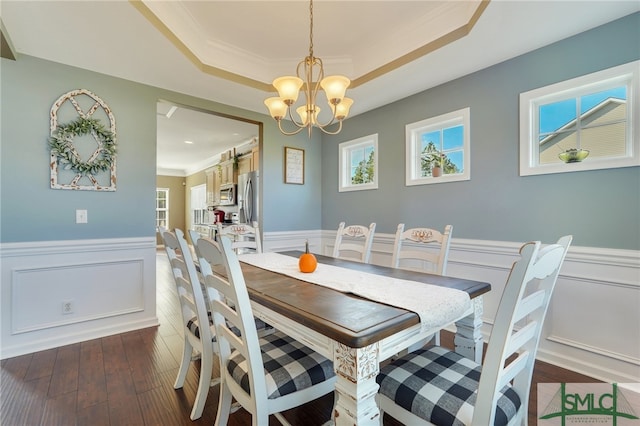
xmin=160 ymin=228 xmax=218 ymax=420
xmin=197 ymin=235 xmax=337 ymax=426
xmin=376 ymin=235 xmax=572 ymax=426
xmin=332 ymin=221 xmax=376 ymax=263
xmin=187 ymin=228 xmax=218 ymax=310
xmin=392 ymin=224 xmax=453 ymax=275
xmin=391 ymin=223 xmax=453 ymax=348
xmin=192 ymin=228 xmax=274 ymax=336
xmin=188 ymin=228 xmax=203 ymax=251
xmin=216 ymin=221 xmax=262 ymax=254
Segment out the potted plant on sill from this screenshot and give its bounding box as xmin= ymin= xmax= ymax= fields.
xmin=428 ymin=152 xmax=444 ymax=177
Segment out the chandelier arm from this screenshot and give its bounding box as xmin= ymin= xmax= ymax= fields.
xmin=311 ymin=87 xmax=344 ymax=128
xmin=316 ymin=120 xmax=344 ymax=135
xmin=277 ymin=119 xmax=306 ymax=136
xmin=286 ymin=105 xmax=307 ymax=129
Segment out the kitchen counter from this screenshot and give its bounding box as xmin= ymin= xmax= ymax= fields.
xmin=193 ymin=222 xmax=240 ymax=239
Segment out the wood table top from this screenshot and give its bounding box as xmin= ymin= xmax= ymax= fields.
xmin=240 ymin=251 xmax=491 ymax=348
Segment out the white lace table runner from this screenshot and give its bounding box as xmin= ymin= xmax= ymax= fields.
xmin=239 ymin=252 xmax=471 ymax=332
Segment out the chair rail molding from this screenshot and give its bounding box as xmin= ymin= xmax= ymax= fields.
xmin=263 ymin=230 xmax=640 ymax=384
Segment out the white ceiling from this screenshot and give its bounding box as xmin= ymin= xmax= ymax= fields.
xmin=2 ymin=1 xmax=638 ymax=176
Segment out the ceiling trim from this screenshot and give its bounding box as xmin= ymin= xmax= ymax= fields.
xmin=130 ymin=0 xmax=272 ymax=92
xmin=131 ymin=0 xmax=489 ymax=92
xmin=351 ymin=0 xmax=490 ymax=88
xmin=1 ymin=18 xmax=17 ymax=61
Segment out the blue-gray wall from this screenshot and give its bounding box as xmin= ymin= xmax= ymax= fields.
xmin=0 ymin=56 xmax=322 ymax=243
xmin=321 ymin=13 xmax=640 ymax=250
xmin=2 ymin=13 xmax=638 ymax=249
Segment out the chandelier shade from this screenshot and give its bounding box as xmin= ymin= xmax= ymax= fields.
xmin=331 ymin=97 xmax=353 ymax=120
xmin=272 ymin=76 xmax=303 ymax=104
xmin=264 ymin=0 xmax=353 ymax=136
xmin=320 ymin=76 xmax=350 ymax=104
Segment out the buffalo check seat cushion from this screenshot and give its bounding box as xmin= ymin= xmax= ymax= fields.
xmin=376 ymin=346 xmax=521 ymax=426
xmin=226 ymin=331 xmax=335 ymax=399
xmin=187 ymin=312 xmax=273 ymax=340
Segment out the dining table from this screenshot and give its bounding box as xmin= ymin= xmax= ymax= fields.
xmin=238 ymin=250 xmax=491 ymax=426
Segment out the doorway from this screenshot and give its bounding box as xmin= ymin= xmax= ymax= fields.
xmin=155 ymin=101 xmax=261 ymax=242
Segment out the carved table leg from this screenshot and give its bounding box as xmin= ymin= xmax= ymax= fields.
xmin=454 ymin=295 xmax=484 ymax=363
xmin=332 ymin=342 xmax=381 ymax=426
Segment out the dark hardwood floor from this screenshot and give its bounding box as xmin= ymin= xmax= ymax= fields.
xmin=1 ymin=250 xmax=599 ymax=425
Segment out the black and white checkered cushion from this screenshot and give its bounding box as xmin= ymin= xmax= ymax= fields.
xmin=376 ymin=346 xmax=521 ymax=426
xmin=226 ymin=331 xmax=335 ymax=399
xmin=187 ymin=311 xmax=217 ymax=340
xmin=187 ymin=313 xmax=273 ymax=341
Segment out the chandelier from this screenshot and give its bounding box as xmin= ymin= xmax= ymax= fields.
xmin=264 ymin=0 xmax=353 ymax=137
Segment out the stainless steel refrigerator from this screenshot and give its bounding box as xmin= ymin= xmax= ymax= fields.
xmin=237 ymin=170 xmax=259 ymax=225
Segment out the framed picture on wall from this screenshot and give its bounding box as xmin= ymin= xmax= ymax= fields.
xmin=284 ymin=146 xmax=304 ymax=184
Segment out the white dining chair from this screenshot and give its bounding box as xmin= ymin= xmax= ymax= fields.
xmin=376 ymin=235 xmax=572 ymax=426
xmin=197 ymin=235 xmax=337 ymax=426
xmin=192 ymin=228 xmax=274 ymax=334
xmin=390 ymin=223 xmax=453 ymax=348
xmin=188 ymin=229 xmax=205 ymax=268
xmin=188 ymin=228 xmax=203 ymax=253
xmin=392 ymin=224 xmax=453 ymax=275
xmin=160 ymin=228 xmax=218 ymax=420
xmin=216 ymin=221 xmax=262 ymax=254
xmin=332 ymin=221 xmax=376 ymax=263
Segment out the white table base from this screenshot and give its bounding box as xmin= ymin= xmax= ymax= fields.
xmin=250 ymin=297 xmax=485 ymax=426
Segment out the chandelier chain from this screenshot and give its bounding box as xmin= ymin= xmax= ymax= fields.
xmin=308 ymin=0 xmax=314 ymax=58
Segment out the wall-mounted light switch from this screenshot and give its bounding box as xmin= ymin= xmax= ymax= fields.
xmin=76 ymin=209 xmax=88 ymax=224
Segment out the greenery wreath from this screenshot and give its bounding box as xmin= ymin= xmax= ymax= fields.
xmin=49 ymin=117 xmax=116 ymax=175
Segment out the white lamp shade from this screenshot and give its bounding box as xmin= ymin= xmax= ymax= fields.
xmin=320 ymin=75 xmax=350 ymax=104
xmin=273 ymin=76 xmax=303 ymax=104
xmin=264 ymin=97 xmax=288 ymax=120
xmin=296 ymin=105 xmax=320 ymax=125
xmin=331 ymin=97 xmax=353 ymax=120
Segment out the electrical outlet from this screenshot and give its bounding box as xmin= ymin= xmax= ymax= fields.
xmin=62 ymin=300 xmax=73 ymax=315
xmin=76 ymin=209 xmax=88 ymax=224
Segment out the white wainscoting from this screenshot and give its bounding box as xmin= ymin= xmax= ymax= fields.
xmin=0 ymin=237 xmax=158 ymax=359
xmin=264 ymin=230 xmax=640 ymax=384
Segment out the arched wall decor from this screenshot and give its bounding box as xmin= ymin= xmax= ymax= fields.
xmin=49 ymin=89 xmax=117 ymax=191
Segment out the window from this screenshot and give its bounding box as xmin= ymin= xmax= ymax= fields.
xmin=156 ymin=188 xmax=169 ymax=231
xmin=405 ymin=107 xmax=470 ymax=186
xmin=190 ymin=184 xmax=207 ymax=224
xmin=519 ymin=60 xmax=639 ymax=176
xmin=339 ymin=134 xmax=378 ymax=192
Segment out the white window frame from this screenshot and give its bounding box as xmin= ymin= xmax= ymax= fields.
xmin=339 ymin=134 xmax=379 ymax=192
xmin=519 ymin=60 xmax=640 ymax=176
xmin=156 ymin=188 xmax=169 ymax=231
xmin=405 ymin=107 xmax=471 ymax=186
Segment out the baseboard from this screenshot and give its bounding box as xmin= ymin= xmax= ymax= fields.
xmin=0 ymin=318 xmax=160 ymax=359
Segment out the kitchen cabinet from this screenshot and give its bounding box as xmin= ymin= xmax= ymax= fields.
xmin=237 ymin=155 xmax=252 ymax=176
xmin=193 ymin=224 xmax=213 ymax=239
xmin=213 ymin=167 xmax=221 ymax=203
xmin=220 ymin=160 xmax=236 ymax=185
xmin=205 ymin=167 xmax=219 ymax=205
xmin=237 ymin=147 xmax=260 ymax=176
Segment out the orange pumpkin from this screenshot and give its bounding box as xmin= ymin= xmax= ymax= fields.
xmin=299 ymin=240 xmax=317 ymax=273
